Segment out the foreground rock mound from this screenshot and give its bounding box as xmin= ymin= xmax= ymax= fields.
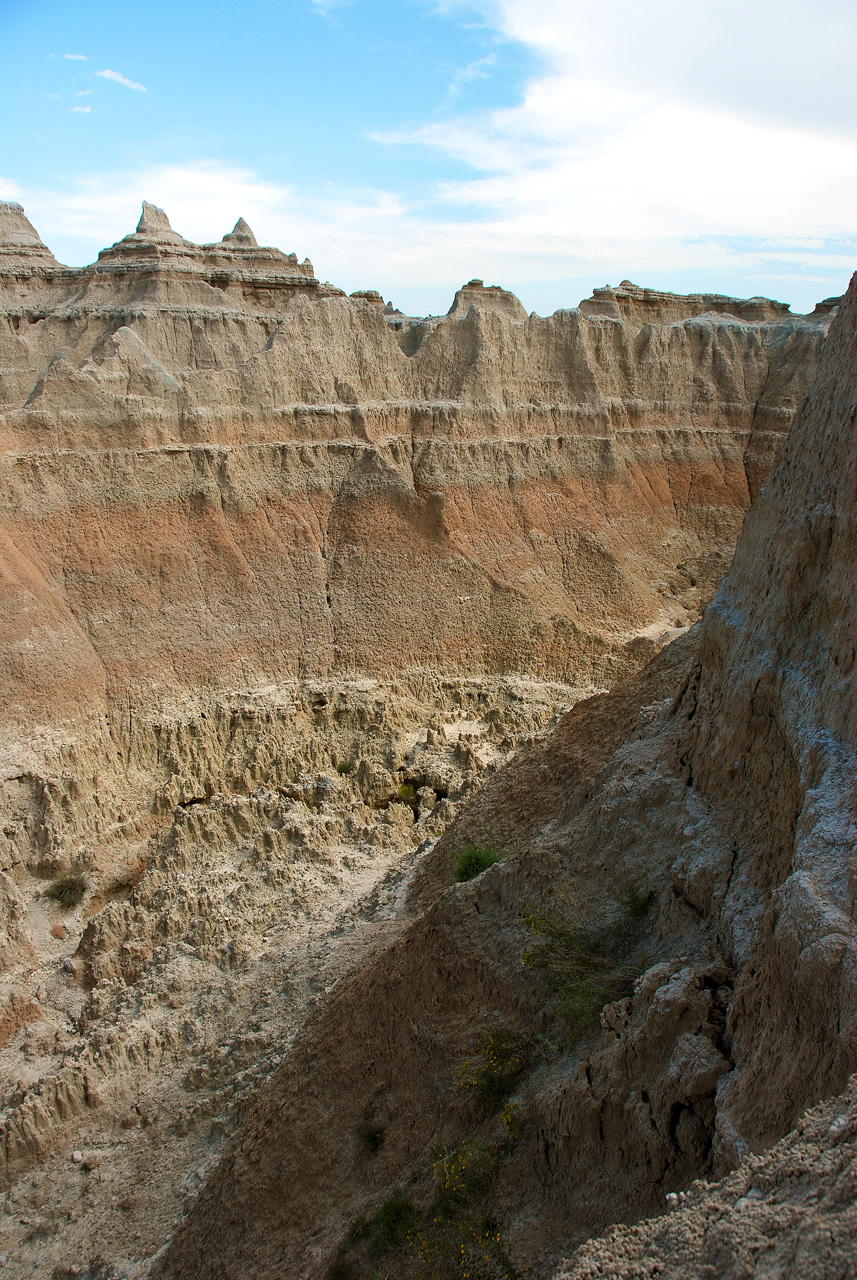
xmin=558 ymin=1077 xmax=857 ymax=1278
xmin=158 ymin=272 xmax=857 ymax=1279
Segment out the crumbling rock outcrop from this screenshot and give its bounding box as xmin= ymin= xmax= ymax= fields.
xmin=157 ymin=273 xmax=857 ymax=1278
xmin=557 ymin=1078 xmax=857 ymax=1279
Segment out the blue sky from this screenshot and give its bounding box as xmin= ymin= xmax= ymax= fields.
xmin=1 ymin=0 xmax=855 ymax=315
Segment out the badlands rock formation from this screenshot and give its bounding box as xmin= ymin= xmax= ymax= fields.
xmin=0 ymin=200 xmax=834 ymax=731
xmin=0 ymin=199 xmax=844 ymax=1276
xmin=157 ymin=269 xmax=857 ymax=1280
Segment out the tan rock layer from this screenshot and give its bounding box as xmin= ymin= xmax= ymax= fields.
xmin=0 ymin=202 xmax=834 ymax=743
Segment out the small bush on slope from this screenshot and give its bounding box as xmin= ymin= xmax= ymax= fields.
xmin=460 ymin=1029 xmax=536 ymax=1114
xmin=523 ymin=902 xmax=650 ymax=1045
xmin=44 ymin=868 xmax=88 ymax=910
xmin=454 ymin=844 xmax=500 ymax=882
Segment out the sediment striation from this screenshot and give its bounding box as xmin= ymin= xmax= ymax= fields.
xmin=0 ymin=199 xmax=834 ymax=732
xmin=0 ymin=199 xmax=848 ymax=1275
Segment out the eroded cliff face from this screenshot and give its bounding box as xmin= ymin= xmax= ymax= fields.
xmin=0 ymin=199 xmax=844 ymax=1276
xmin=156 ymin=275 xmax=857 ymax=1280
xmin=0 ymin=199 xmax=832 ymax=735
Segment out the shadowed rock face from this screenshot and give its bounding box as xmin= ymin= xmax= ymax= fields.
xmin=156 ymin=276 xmax=857 ymax=1280
xmin=0 ymin=202 xmax=835 ymax=739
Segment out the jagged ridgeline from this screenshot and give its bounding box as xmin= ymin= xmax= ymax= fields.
xmin=0 ymin=199 xmax=849 ymax=1277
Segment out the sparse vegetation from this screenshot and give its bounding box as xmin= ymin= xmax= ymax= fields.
xmin=348 ymin=1214 xmax=371 ymax=1242
xmin=460 ymin=1028 xmax=533 ymax=1114
xmin=433 ymin=1137 xmax=501 ymax=1215
xmin=44 ymin=868 xmax=88 ymax=910
xmin=624 ymin=883 xmax=655 ymax=918
xmin=500 ymin=1100 xmax=520 ymax=1141
xmin=373 ymin=1188 xmax=420 ymax=1249
xmin=331 ymin=1132 xmax=523 ymax=1279
xmin=522 ymin=904 xmax=648 ymax=1046
xmin=337 ymin=759 xmax=354 ymax=776
xmin=409 ymin=1134 xmax=522 ymax=1279
xmin=453 ymin=843 xmax=499 ymax=882
xmin=327 ymin=1252 xmax=357 ymax=1280
xmin=397 ymin=781 xmax=418 ymax=805
xmin=410 ymin=1212 xmax=522 ymax=1279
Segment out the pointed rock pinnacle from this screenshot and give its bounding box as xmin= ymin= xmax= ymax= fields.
xmin=136 ymin=202 xmax=173 ymax=235
xmin=222 ymin=218 xmax=258 ymax=248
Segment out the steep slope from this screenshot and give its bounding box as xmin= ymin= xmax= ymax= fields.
xmin=158 ymin=272 xmax=857 ymax=1280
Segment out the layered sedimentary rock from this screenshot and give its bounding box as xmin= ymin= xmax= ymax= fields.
xmin=0 ymin=200 xmax=834 ymax=738
xmin=158 ymin=274 xmax=857 ymax=1279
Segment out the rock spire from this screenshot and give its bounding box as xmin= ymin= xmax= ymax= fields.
xmin=221 ymin=217 xmax=258 ymax=247
xmin=136 ymin=201 xmax=175 ymax=236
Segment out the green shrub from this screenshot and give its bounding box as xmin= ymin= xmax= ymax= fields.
xmin=347 ymin=1214 xmax=371 ymax=1242
xmin=522 ymin=907 xmax=640 ymax=1046
xmin=410 ymin=1213 xmax=522 ymax=1279
xmin=336 ymin=1140 xmax=519 ymax=1279
xmin=624 ymin=884 xmax=655 ymax=918
xmin=453 ymin=844 xmax=499 ymax=883
xmin=434 ymin=1137 xmax=501 ymax=1216
xmin=327 ymin=1254 xmax=356 ymax=1280
xmin=500 ymin=1100 xmax=520 ymax=1141
xmin=397 ymin=782 xmax=417 ymax=805
xmin=373 ymin=1188 xmax=420 ymax=1250
xmin=44 ymin=869 xmax=88 ymax=910
xmin=337 ymin=760 xmax=354 ymax=776
xmin=460 ymin=1028 xmax=532 ymax=1114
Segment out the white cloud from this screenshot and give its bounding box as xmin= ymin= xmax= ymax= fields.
xmin=76 ymin=90 xmax=93 ymax=97
xmin=0 ymin=177 xmax=24 ymax=201
xmin=377 ymin=0 xmax=856 ymax=302
xmin=446 ymin=0 xmax=857 ymax=135
xmin=62 ymin=53 xmax=88 ymax=61
xmin=96 ymin=69 xmax=147 ymax=91
xmin=15 ymin=158 xmax=854 ymax=315
xmin=70 ymin=106 xmax=92 ymax=114
xmin=449 ymin=53 xmax=496 ymax=96
xmin=11 ymin=2 xmax=857 ymax=314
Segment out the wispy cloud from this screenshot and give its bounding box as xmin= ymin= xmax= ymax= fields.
xmin=13 ymin=158 xmax=855 ymax=315
xmin=76 ymin=90 xmax=93 ymax=97
xmin=449 ymin=53 xmax=496 ymax=97
xmin=70 ymin=106 xmax=92 ymax=114
xmin=96 ymin=69 xmax=147 ymax=91
xmin=62 ymin=53 xmax=88 ymax=61
xmin=11 ymin=0 xmax=857 ymax=315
